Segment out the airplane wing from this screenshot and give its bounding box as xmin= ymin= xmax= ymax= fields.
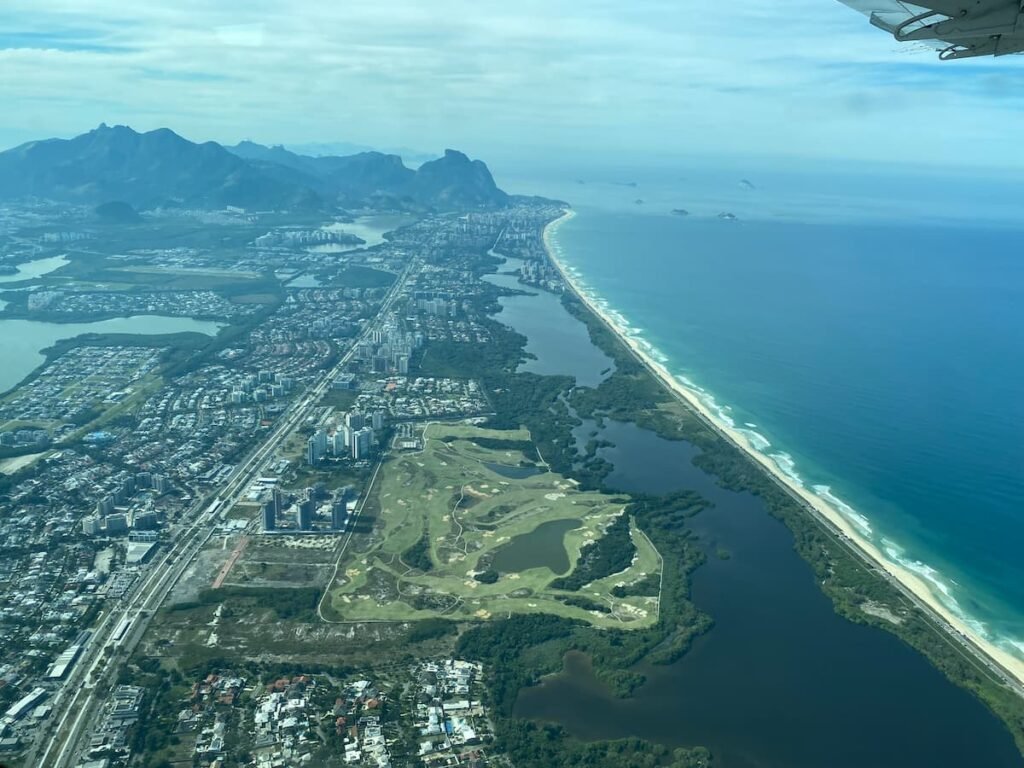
xmin=837 ymin=0 xmax=1024 ymax=59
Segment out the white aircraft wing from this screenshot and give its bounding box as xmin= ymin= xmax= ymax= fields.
xmin=837 ymin=0 xmax=1024 ymax=59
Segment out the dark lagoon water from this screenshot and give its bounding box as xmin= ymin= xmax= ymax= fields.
xmin=516 ymin=421 xmax=1023 ymax=768
xmin=483 ymin=461 xmax=544 ymax=480
xmin=490 ymin=518 xmax=580 ymax=575
xmin=483 ymin=257 xmax=612 ymax=388
xmin=484 ymin=255 xmax=1023 ymax=766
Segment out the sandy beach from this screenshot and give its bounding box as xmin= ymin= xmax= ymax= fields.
xmin=541 ymin=207 xmax=1024 ymax=691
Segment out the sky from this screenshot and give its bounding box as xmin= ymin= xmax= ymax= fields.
xmin=1 ymin=0 xmax=1023 ymax=171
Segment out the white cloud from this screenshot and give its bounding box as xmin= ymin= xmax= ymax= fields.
xmin=0 ymin=0 xmax=1022 ymax=169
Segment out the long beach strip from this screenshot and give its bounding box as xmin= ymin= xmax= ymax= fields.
xmin=541 ymin=207 xmax=1024 ymax=693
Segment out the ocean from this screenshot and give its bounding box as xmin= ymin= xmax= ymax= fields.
xmin=499 ymin=159 xmax=1024 ymax=664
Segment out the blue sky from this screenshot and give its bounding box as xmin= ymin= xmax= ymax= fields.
xmin=1 ymin=0 xmax=1023 ymax=170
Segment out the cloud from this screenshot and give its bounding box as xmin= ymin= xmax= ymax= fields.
xmin=0 ymin=0 xmax=1022 ymax=170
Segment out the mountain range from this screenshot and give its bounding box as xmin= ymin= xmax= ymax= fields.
xmin=0 ymin=124 xmax=509 ymax=212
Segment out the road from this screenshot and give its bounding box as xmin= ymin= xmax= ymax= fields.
xmin=35 ymin=259 xmax=417 ymax=768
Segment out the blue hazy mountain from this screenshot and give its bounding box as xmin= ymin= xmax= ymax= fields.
xmin=0 ymin=125 xmax=508 ymax=211
xmin=228 ymin=141 xmax=508 ymax=209
xmin=0 ymin=124 xmax=322 ymax=210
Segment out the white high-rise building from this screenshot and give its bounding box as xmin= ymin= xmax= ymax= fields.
xmin=371 ymin=410 xmax=385 ymax=431
xmin=352 ymin=427 xmax=373 ymax=460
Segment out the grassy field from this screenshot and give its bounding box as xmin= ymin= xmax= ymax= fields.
xmin=323 ymin=422 xmax=662 ymax=629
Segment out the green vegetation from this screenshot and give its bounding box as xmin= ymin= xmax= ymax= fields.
xmin=550 ymin=513 xmax=635 ymax=591
xmin=197 ymin=586 xmax=321 ymax=621
xmin=456 ymin=490 xmax=715 ymax=767
xmin=612 ymin=572 xmax=661 ymax=598
xmin=405 ymin=617 xmax=458 ymax=643
xmin=319 ymin=387 xmax=359 ymax=410
xmin=323 ymin=422 xmax=661 ymax=628
xmin=401 ymin=533 xmax=434 ymax=572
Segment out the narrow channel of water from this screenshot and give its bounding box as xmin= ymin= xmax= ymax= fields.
xmin=484 ymin=257 xmax=613 ymax=388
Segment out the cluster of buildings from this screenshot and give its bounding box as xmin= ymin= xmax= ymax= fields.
xmin=260 ymin=484 xmax=357 ymax=534
xmin=80 ymin=470 xmax=169 ymax=539
xmin=172 ymin=671 xmax=400 ymax=768
xmin=251 ymin=676 xmax=321 ymax=765
xmin=0 ymin=454 xmax=120 ymax=721
xmin=403 ymin=267 xmax=492 ymax=346
xmin=0 ymin=428 xmax=50 ymax=448
xmin=359 ymin=376 xmax=488 ymax=423
xmin=256 ymin=288 xmax=380 ymax=349
xmin=307 ymin=409 xmax=386 ymax=466
xmin=24 ymin=289 xmax=254 ymax=319
xmin=349 ymin=321 xmax=424 ymax=377
xmin=177 ymin=673 xmax=246 ymax=760
xmin=517 ymin=257 xmax=564 ymax=292
xmin=414 ymin=660 xmax=492 ymax=765
xmin=0 ymin=685 xmax=48 ymax=753
xmin=0 ymin=199 xmax=567 ymax=765
xmin=337 ymin=678 xmax=392 ymax=767
xmin=229 ymin=369 xmax=298 ymax=405
xmin=83 ymin=684 xmax=145 ymax=764
xmin=254 ymin=228 xmax=364 ymax=248
xmin=0 ymin=345 xmax=161 ymax=433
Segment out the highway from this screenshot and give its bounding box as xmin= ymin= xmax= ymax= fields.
xmin=35 ymin=259 xmax=417 ymax=768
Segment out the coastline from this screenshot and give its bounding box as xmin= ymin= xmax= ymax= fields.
xmin=541 ymin=207 xmax=1024 ymax=692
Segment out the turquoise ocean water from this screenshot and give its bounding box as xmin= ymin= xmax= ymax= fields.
xmin=499 ymin=160 xmax=1024 ymax=661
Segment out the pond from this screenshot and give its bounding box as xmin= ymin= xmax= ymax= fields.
xmin=483 ymin=461 xmax=543 ymax=480
xmin=491 ymin=518 xmax=580 ymax=575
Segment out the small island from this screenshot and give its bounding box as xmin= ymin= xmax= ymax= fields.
xmin=671 ymin=208 xmax=690 ymax=217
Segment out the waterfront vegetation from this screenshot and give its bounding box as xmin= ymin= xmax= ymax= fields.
xmin=92 ymin=208 xmax=1024 ymax=767
xmin=559 ymin=284 xmax=1024 ymax=754
xmin=413 ymin=235 xmax=1024 ymax=761
xmin=322 ymin=422 xmax=662 ymax=628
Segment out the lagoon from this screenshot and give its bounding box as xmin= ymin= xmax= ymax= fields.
xmin=0 ymin=315 xmax=222 ymax=393
xmin=484 ymin=256 xmax=612 ymax=388
xmin=0 ymin=255 xmax=70 ymax=284
xmin=516 ymin=419 xmax=1022 ymax=767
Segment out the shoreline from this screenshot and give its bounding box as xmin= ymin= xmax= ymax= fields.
xmin=541 ymin=207 xmax=1024 ymax=692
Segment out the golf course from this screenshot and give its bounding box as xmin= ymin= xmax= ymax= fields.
xmin=322 ymin=422 xmax=662 ymax=628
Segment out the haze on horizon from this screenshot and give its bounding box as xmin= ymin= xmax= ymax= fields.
xmin=2 ymin=0 xmax=1023 ymax=173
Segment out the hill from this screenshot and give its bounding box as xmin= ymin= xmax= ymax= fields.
xmin=0 ymin=124 xmax=321 ymax=210
xmin=227 ymin=141 xmax=506 ymax=208
xmin=0 ymin=125 xmax=510 ymax=212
